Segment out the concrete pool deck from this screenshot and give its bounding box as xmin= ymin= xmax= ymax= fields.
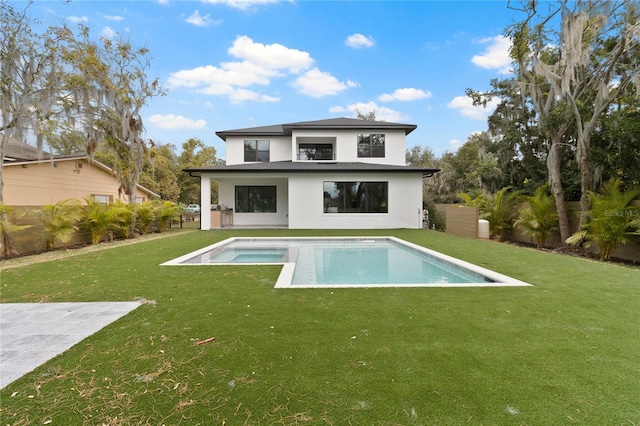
xmin=0 ymin=302 xmax=140 ymax=389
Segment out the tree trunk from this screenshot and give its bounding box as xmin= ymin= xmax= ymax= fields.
xmin=548 ymin=143 xmax=571 ymax=243
xmin=578 ymin=147 xmax=593 ymax=228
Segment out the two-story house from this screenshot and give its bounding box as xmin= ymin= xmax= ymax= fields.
xmin=184 ymin=117 xmax=439 ymax=230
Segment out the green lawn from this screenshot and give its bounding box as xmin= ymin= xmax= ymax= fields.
xmin=1 ymin=229 xmax=638 ymax=425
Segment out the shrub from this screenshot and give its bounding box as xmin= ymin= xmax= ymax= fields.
xmin=515 ymin=185 xmax=559 ymax=248
xmin=34 ymin=200 xmax=83 ymax=251
xmin=566 ymin=179 xmax=640 ymax=260
xmin=83 ymin=199 xmax=114 ymax=245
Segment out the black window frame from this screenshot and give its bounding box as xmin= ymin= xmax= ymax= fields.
xmin=244 ymin=139 xmax=270 ymax=162
xmin=357 ymin=133 xmax=385 ymax=158
xmin=235 ymin=185 xmax=277 ymax=213
xmin=323 ymin=181 xmax=388 ymax=213
xmin=298 ymin=143 xmax=334 ymax=160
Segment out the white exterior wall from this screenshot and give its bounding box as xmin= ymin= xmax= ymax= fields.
xmin=291 ymin=129 xmax=406 ymax=165
xmin=225 ymin=129 xmax=407 ymax=166
xmin=217 ymin=176 xmax=288 ymax=226
xmin=225 ymin=136 xmax=291 ymax=165
xmin=288 ymin=173 xmax=423 ymax=229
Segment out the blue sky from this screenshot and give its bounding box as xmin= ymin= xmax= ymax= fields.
xmin=33 ymin=0 xmax=521 ymax=160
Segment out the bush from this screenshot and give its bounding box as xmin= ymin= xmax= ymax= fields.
xmin=566 ymin=179 xmax=640 ymax=260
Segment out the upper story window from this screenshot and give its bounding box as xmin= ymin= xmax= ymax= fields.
xmin=298 ymin=143 xmax=334 ymax=161
xmin=244 ymin=140 xmax=270 ymax=162
xmin=357 ymin=134 xmax=385 ymax=158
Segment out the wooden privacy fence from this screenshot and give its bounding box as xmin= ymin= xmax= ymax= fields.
xmin=435 ymin=202 xmax=640 ymax=263
xmin=2 ymin=206 xmax=188 ymax=257
xmin=4 ymin=206 xmax=92 ymax=255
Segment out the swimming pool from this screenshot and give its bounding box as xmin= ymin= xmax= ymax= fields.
xmin=162 ymin=237 xmax=531 ymax=288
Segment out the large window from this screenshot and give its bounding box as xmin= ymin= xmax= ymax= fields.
xmin=357 ymin=134 xmax=385 ymax=158
xmin=298 ymin=143 xmax=334 ymax=160
xmin=244 ymin=140 xmax=270 ymax=162
xmin=323 ymin=181 xmax=388 ymax=213
xmin=235 ymin=186 xmax=277 ymax=213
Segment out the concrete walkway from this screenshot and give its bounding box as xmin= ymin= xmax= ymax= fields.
xmin=0 ymin=302 xmax=140 ymax=389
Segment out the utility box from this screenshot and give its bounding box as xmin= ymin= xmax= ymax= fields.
xmin=478 ymin=219 xmax=490 ymax=240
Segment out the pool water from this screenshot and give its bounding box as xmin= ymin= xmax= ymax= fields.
xmin=163 ymin=237 xmax=531 ymax=288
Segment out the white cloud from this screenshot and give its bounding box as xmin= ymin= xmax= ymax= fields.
xmin=157 ymin=0 xmax=169 ymax=5
xmin=447 ymin=95 xmax=500 ymax=120
xmin=68 ymin=16 xmax=88 ymax=23
xmin=202 ymin=0 xmax=285 ymax=11
xmin=98 ymin=13 xmax=124 ymax=21
xmin=329 ymin=101 xmax=407 ymax=122
xmin=292 ymin=68 xmax=353 ymax=97
xmin=229 ymin=88 xmax=280 ymax=103
xmin=228 ymin=35 xmax=313 ymax=73
xmin=449 ymin=139 xmax=462 ymax=148
xmin=471 ymin=35 xmax=512 ymax=74
xmin=169 ymin=62 xmax=278 ymax=90
xmin=345 ymin=33 xmax=375 ymax=48
xmin=168 ymin=35 xmax=323 ymax=103
xmin=185 ymin=10 xmax=222 ymax=27
xmin=101 ymin=26 xmax=117 ymax=39
xmin=148 ymin=114 xmax=206 ymax=130
xmin=378 ymin=88 xmax=432 ymax=102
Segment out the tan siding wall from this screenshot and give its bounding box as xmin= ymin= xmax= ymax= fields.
xmin=3 ymin=159 xmax=153 ymax=206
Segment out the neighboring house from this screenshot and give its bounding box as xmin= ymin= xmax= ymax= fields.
xmin=2 ymin=141 xmax=158 ymax=206
xmin=184 ymin=117 xmax=439 ymax=229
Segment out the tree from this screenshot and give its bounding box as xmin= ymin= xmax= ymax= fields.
xmin=70 ymin=27 xmax=164 ymax=206
xmin=590 ymin=87 xmax=640 ymax=186
xmin=177 ymin=138 xmax=222 ymax=205
xmin=356 ymin=109 xmax=377 ymax=121
xmin=507 ymin=0 xmax=640 ymax=241
xmin=467 ymin=78 xmax=549 ymax=194
xmin=140 ymin=143 xmax=181 ymax=202
xmin=0 ymin=2 xmax=78 ymax=256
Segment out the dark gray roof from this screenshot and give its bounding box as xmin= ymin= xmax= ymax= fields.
xmin=1 ymin=136 xmax=50 ymax=162
xmin=184 ymin=161 xmax=439 ymax=178
xmin=215 ymin=117 xmax=417 ymax=141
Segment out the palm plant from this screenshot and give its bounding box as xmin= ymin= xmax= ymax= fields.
xmin=135 ymin=201 xmax=155 ymax=235
xmin=566 ymin=179 xmax=640 ymax=261
xmin=482 ymin=187 xmax=521 ymax=240
xmin=154 ymin=200 xmax=182 ymax=232
xmin=515 ymin=185 xmax=559 ymax=248
xmin=83 ymin=198 xmax=114 ymax=245
xmin=34 ymin=199 xmax=83 ymax=251
xmin=459 ymin=187 xmax=520 ymax=240
xmin=109 ymin=200 xmax=136 ymax=239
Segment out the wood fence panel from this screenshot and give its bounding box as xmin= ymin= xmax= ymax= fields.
xmin=445 ymin=205 xmax=478 ymax=239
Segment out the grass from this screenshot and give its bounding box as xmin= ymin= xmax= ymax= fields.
xmin=0 ymin=229 xmax=638 ymax=425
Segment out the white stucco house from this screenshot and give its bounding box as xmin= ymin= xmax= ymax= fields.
xmin=184 ymin=118 xmax=439 ymax=230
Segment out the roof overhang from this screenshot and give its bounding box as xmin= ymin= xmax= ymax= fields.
xmin=184 ymin=161 xmax=439 ymax=178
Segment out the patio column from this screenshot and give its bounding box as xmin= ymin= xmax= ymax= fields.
xmin=200 ymin=175 xmax=211 ymax=230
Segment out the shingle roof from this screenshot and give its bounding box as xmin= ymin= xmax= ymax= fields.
xmin=184 ymin=161 xmax=439 ymax=178
xmin=1 ymin=135 xmax=50 ymax=162
xmin=215 ymin=117 xmax=417 ymax=141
